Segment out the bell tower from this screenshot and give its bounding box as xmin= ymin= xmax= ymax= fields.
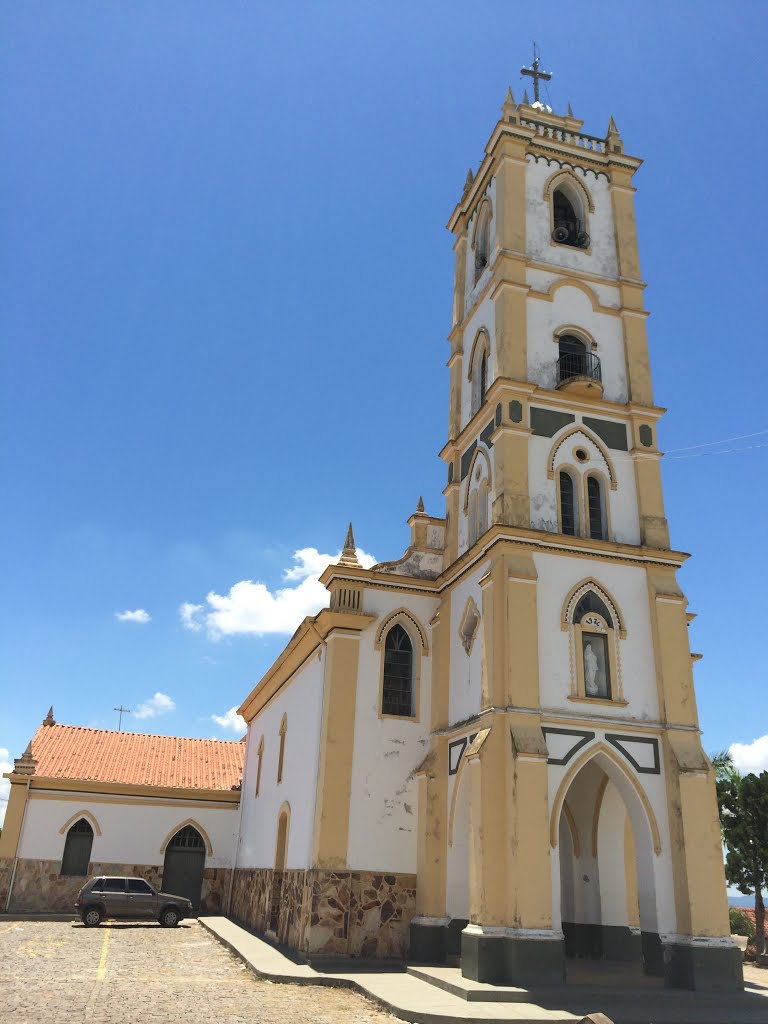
xmin=410 ymin=62 xmax=742 ymax=992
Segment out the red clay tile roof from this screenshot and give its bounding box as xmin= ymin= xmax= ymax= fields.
xmin=27 ymin=723 xmax=244 ymax=791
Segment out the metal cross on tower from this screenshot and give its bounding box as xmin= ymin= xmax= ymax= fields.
xmin=520 ymin=45 xmax=552 ymax=104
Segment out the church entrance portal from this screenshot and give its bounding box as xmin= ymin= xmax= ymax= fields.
xmin=555 ymin=750 xmax=662 ymax=976
xmin=162 ymin=824 xmax=206 ymax=910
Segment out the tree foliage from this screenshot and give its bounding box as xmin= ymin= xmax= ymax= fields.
xmin=717 ymin=770 xmax=768 ymax=957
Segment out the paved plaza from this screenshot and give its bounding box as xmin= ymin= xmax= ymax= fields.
xmin=0 ymin=919 xmax=394 ymax=1024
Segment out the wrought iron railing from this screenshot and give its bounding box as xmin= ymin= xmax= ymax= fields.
xmin=557 ymin=351 xmax=602 ymax=386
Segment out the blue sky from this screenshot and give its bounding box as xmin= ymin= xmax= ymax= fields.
xmin=2 ymin=1 xmax=767 ymax=819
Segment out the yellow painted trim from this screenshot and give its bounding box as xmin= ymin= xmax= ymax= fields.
xmin=58 ymin=810 xmax=103 ymax=838
xmin=374 ymin=607 xmax=429 ymax=652
xmin=159 ymin=818 xmax=213 ymax=857
xmin=550 ymin=741 xmax=662 ymax=855
xmin=0 ymin=779 xmax=29 ymax=858
xmin=24 ymin=791 xmax=237 ymax=810
xmin=542 ymin=167 xmax=595 ymax=213
xmin=458 ymin=596 xmax=481 ymax=656
xmin=552 ymin=324 xmax=598 ymax=351
xmin=560 ymin=577 xmax=626 ymax=637
xmin=256 ymin=735 xmax=264 ymax=797
xmin=21 ymin=776 xmax=239 ymax=803
xmin=275 ymin=801 xmax=290 ymax=870
xmin=591 ymin=774 xmax=610 ymax=857
xmin=466 ymin=327 xmax=491 ymax=381
xmin=547 ymin=426 xmax=617 ymax=490
xmin=277 ymin=714 xmax=287 ymax=785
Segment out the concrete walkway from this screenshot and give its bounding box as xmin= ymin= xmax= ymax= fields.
xmin=199 ymin=916 xmax=768 ymax=1024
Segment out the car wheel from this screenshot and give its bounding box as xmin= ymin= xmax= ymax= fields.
xmin=82 ymin=907 xmax=102 ymax=927
xmin=159 ymin=907 xmax=179 ymax=928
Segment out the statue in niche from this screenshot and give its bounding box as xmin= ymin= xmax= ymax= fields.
xmin=582 ymin=633 xmax=610 ymax=698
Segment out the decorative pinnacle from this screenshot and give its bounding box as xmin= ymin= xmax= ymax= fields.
xmin=607 ymin=115 xmax=620 ymax=136
xmin=462 ymin=168 xmax=474 ymax=197
xmin=14 ymin=741 xmax=37 ymax=776
xmin=522 ymin=88 xmax=530 ymax=106
xmin=567 ymin=102 xmax=574 ymax=118
xmin=502 ymin=86 xmax=516 ymax=113
xmin=43 ymin=706 xmax=55 ymax=727
xmin=339 ymin=522 xmax=360 ymax=567
xmin=416 ymin=496 xmax=425 ymax=514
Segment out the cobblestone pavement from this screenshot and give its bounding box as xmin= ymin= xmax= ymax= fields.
xmin=0 ymin=920 xmax=397 ymax=1024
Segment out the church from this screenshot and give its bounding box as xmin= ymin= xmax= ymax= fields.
xmin=228 ymin=72 xmax=742 ymax=991
xmin=2 ymin=66 xmax=741 ymax=993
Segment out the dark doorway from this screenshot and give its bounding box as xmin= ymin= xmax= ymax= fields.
xmin=162 ymin=824 xmax=206 ymax=909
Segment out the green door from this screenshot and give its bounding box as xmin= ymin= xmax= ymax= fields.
xmin=162 ymin=825 xmax=206 ymax=909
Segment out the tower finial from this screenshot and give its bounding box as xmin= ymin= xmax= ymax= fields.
xmin=14 ymin=741 xmax=37 ymax=776
xmin=502 ymin=85 xmax=516 ymax=114
xmin=606 ymin=116 xmax=623 ymax=153
xmin=339 ymin=522 xmax=360 ymax=567
xmin=416 ymin=496 xmax=425 ymax=514
xmin=462 ymin=168 xmax=474 ymax=197
xmin=520 ymin=44 xmax=552 ymax=106
xmin=567 ymin=101 xmax=574 ymax=118
xmin=43 ymin=706 xmax=55 ymax=727
xmin=522 ymin=88 xmax=531 ymax=106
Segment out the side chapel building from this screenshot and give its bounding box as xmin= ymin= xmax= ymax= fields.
xmin=230 ymin=80 xmax=742 ymax=991
xmin=1 ymin=71 xmax=741 ymax=993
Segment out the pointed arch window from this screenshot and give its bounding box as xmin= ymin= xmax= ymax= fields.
xmin=473 ymin=202 xmax=491 ymax=282
xmin=559 ymin=470 xmax=578 ymax=536
xmin=277 ymin=714 xmax=287 ymax=784
xmin=469 ymin=332 xmax=491 ymax=417
xmin=60 ymin=818 xmax=94 ymax=876
xmin=564 ymin=586 xmax=626 ymax=704
xmin=587 ymin=475 xmax=606 ymax=540
xmin=381 ymin=624 xmax=414 ymax=717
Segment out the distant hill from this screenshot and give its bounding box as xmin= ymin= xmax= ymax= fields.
xmin=728 ymin=895 xmax=755 ymax=907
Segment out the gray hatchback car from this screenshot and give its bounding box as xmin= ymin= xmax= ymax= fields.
xmin=76 ymin=876 xmax=193 ymax=927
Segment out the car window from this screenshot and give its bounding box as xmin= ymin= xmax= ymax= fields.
xmin=101 ymin=878 xmax=126 ymax=892
xmin=127 ymin=880 xmax=153 ymax=894
xmin=88 ymin=878 xmax=105 ymax=891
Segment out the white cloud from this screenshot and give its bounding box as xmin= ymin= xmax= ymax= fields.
xmin=133 ymin=692 xmax=176 ymax=720
xmin=212 ymin=706 xmax=246 ymax=734
xmin=180 ymin=602 xmax=203 ymax=632
xmin=116 ymin=608 xmax=151 ymax=624
xmin=730 ymin=735 xmax=768 ymax=774
xmin=0 ymin=747 xmax=12 ymax=828
xmin=181 ymin=546 xmax=376 ymax=639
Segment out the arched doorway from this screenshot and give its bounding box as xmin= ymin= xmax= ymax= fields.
xmin=162 ymin=824 xmax=206 ymax=909
xmin=553 ymin=748 xmax=661 ymax=976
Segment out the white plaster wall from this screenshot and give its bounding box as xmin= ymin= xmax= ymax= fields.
xmin=525 ymin=283 xmax=627 ymax=403
xmin=525 ymin=157 xmax=618 ymax=279
xmin=464 ymin=177 xmax=497 ymax=312
xmin=527 ymin=266 xmax=620 ymax=311
xmin=346 ymin=590 xmax=439 ymax=872
xmin=459 ymin=293 xmax=496 ymax=433
xmin=448 ymin=563 xmax=487 ymax=726
xmin=237 ymin=652 xmax=325 ymax=870
xmin=529 ymin=423 xmax=640 ymax=545
xmin=598 ymin=781 xmax=633 ymax=927
xmin=19 ymin=795 xmax=238 ymax=868
xmin=534 ymin=553 xmax=658 ymax=719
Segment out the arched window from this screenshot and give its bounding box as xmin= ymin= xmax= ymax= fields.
xmin=558 ymin=334 xmax=588 ymax=383
xmin=573 ymin=590 xmax=613 ymax=625
xmin=469 ymin=332 xmax=491 ymax=416
xmin=381 ymin=624 xmax=414 ymax=717
xmin=575 ymin=597 xmax=613 ymax=700
xmin=277 ymin=714 xmax=287 ymax=784
xmin=60 ymin=818 xmax=94 ymax=876
xmin=480 ymin=352 xmax=488 ymax=406
xmin=559 ymin=470 xmax=578 ymax=536
xmin=473 ymin=203 xmax=491 ymax=282
xmin=552 ymin=188 xmax=589 ymax=248
xmin=587 ymin=475 xmax=606 ymax=540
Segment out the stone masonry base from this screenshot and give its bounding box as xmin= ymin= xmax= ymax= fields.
xmin=229 ymin=868 xmax=416 ymax=959
xmin=0 ymin=856 xmax=230 ymax=914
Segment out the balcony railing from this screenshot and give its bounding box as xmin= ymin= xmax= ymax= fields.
xmin=557 ymin=351 xmax=602 ymax=386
